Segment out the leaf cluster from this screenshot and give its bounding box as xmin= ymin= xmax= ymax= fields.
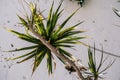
xmin=8 ymin=1 xmax=85 ymax=74
xmin=86 ymin=46 xmax=115 ymax=80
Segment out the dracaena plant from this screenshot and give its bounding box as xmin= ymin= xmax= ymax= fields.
xmin=85 ymin=46 xmax=115 ymax=80
xmin=7 ymin=1 xmax=86 ymax=75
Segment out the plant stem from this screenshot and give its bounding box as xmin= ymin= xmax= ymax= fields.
xmin=29 ymin=24 xmax=85 ymax=80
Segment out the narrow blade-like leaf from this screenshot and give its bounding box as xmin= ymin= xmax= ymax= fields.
xmin=46 ymin=51 xmax=53 ymax=74
xmin=7 ymin=45 xmax=38 ymax=52
xmin=33 ymin=50 xmax=46 ymax=73
xmin=54 ymin=8 xmax=80 ymax=34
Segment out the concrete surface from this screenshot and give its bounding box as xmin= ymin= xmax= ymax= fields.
xmin=0 ymin=0 xmax=120 ymax=80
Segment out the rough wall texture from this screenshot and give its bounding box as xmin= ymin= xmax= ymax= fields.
xmin=0 ymin=0 xmax=120 ymax=80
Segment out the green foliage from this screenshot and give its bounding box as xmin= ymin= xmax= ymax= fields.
xmin=69 ymin=0 xmax=85 ymax=7
xmin=8 ymin=2 xmax=85 ymax=74
xmin=113 ymin=8 xmax=120 ymax=18
xmin=86 ymin=46 xmax=115 ymax=80
xmin=75 ymin=0 xmax=85 ymax=7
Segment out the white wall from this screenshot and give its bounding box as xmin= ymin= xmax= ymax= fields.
xmin=0 ymin=0 xmax=120 ymax=80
